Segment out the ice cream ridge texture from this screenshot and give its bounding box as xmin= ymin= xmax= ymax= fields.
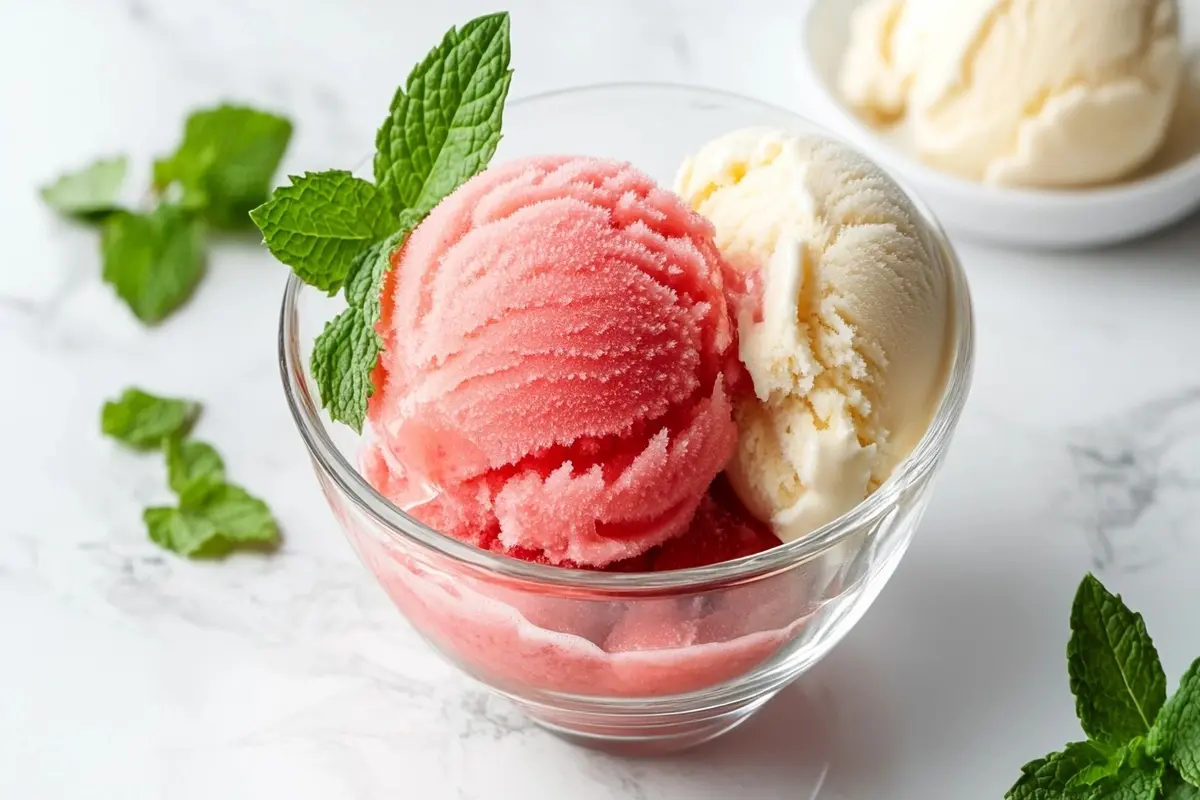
xmin=839 ymin=0 xmax=1183 ymax=187
xmin=362 ymin=154 xmax=776 ymax=569
xmin=675 ymin=128 xmax=950 ymax=542
xmin=362 ymin=134 xmax=951 ymax=567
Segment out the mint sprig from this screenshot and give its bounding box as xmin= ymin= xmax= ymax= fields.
xmin=39 ymin=156 xmax=128 ymax=220
xmin=249 ymin=171 xmax=395 ymax=293
xmin=1008 ymin=742 xmax=1110 ymax=798
xmin=374 ymin=12 xmax=512 ymax=215
xmin=101 ymin=205 xmax=206 ymax=324
xmin=251 ymin=12 xmax=512 ymax=431
xmin=154 ymin=104 xmax=293 ymax=229
xmin=165 ymin=437 xmax=225 ymax=503
xmin=40 ymin=103 xmax=292 ymax=325
xmin=309 ymin=223 xmax=412 ymax=431
xmin=102 ymin=388 xmax=200 ymax=449
xmin=103 ymin=388 xmax=280 ymax=558
xmin=144 ymin=483 xmax=277 ymax=559
xmin=1163 ymin=771 xmax=1200 ymax=799
xmin=1151 ymin=660 xmax=1200 ymax=786
xmin=1068 ymin=738 xmax=1153 ymax=789
xmin=1070 ymin=574 xmax=1168 ymax=745
xmin=1006 ymin=574 xmax=1200 ymax=799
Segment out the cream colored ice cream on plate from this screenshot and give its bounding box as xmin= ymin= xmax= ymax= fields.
xmin=839 ymin=0 xmax=1184 ymax=188
xmin=675 ymin=128 xmax=951 ymax=542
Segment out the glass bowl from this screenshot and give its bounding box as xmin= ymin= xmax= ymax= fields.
xmin=279 ymin=84 xmax=975 ymax=755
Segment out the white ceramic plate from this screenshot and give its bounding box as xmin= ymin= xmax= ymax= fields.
xmin=798 ymin=0 xmax=1200 ymax=249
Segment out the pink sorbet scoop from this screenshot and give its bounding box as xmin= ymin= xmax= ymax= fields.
xmin=362 ymin=155 xmax=740 ymax=567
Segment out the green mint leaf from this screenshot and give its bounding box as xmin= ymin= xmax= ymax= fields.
xmin=102 ymin=388 xmax=200 ymax=449
xmin=155 ymin=104 xmax=292 ymax=229
xmin=310 ymin=222 xmax=414 ymax=431
xmin=1163 ymin=768 xmax=1200 ymax=799
xmin=144 ymin=506 xmax=227 ymax=558
xmin=188 ymin=483 xmax=278 ymax=545
xmin=1070 ymin=736 xmax=1165 ymax=792
xmin=101 ymin=204 xmax=206 ymax=324
xmin=1068 ymin=573 xmax=1167 ymax=746
xmin=1069 ymin=762 xmax=1123 ymax=789
xmin=345 ymin=212 xmax=420 ymax=308
xmin=1150 ymin=658 xmax=1200 ymax=786
xmin=152 ymin=158 xmax=208 ymax=213
xmin=144 ymin=484 xmax=278 ymax=558
xmin=40 ymin=155 xmax=127 ymax=220
xmin=1067 ymin=741 xmax=1130 ymax=789
xmin=249 ymin=170 xmax=395 ymax=293
xmin=1009 ymin=743 xmax=1162 ymax=800
xmin=164 ymin=437 xmax=225 ymax=505
xmin=1091 ymin=758 xmax=1164 ymax=800
xmin=310 ymin=310 xmax=374 ymax=432
xmin=374 ymin=11 xmax=511 ymax=215
xmin=1007 ymin=742 xmax=1109 ymax=799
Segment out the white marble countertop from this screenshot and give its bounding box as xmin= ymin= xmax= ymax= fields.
xmin=3 ymin=1 xmax=1199 ymax=798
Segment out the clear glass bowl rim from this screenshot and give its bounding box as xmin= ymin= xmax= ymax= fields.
xmin=278 ymin=81 xmax=976 ymax=593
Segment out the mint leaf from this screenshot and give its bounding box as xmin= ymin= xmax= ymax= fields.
xmin=345 ymin=213 xmax=419 ymax=310
xmin=1067 ymin=741 xmax=1129 ymax=789
xmin=1150 ymin=658 xmax=1200 ymax=786
xmin=1092 ymin=758 xmax=1164 ymax=800
xmin=1071 ymin=736 xmax=1165 ymax=791
xmin=374 ymin=11 xmax=512 ymax=215
xmin=164 ymin=437 xmax=225 ymax=504
xmin=40 ymin=156 xmax=127 ymax=220
xmin=1069 ymin=761 xmax=1123 ymax=790
xmin=310 ymin=311 xmax=373 ymax=432
xmin=1164 ymin=769 xmax=1200 ymax=799
xmin=257 ymin=14 xmax=512 ymax=431
xmin=190 ymin=483 xmax=278 ymax=544
xmin=249 ymin=170 xmax=394 ymax=293
xmin=102 ymin=388 xmax=200 ymax=449
xmin=101 ymin=204 xmax=206 ymax=324
xmin=1068 ymin=574 xmax=1167 ymax=746
xmin=144 ymin=484 xmax=278 ymax=558
xmin=155 ymin=104 xmax=292 ymax=228
xmin=144 ymin=506 xmax=226 ymax=557
xmin=310 ymin=223 xmax=412 ymax=431
xmin=1007 ymin=743 xmax=1109 ymax=799
xmin=1009 ymin=743 xmax=1163 ymax=800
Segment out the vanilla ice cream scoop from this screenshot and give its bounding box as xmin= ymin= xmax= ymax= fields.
xmin=675 ymin=129 xmax=951 ymax=542
xmin=839 ymin=0 xmax=1183 ymax=188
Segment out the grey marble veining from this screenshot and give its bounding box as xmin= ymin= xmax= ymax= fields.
xmin=3 ymin=1 xmax=1200 ymax=798
xmin=1067 ymin=388 xmax=1200 ymax=573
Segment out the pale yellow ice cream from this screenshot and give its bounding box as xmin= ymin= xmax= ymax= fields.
xmin=675 ymin=128 xmax=951 ymax=542
xmin=839 ymin=0 xmax=1183 ymax=187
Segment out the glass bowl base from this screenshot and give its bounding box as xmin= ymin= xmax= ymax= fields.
xmin=515 ymin=689 xmax=779 ymax=755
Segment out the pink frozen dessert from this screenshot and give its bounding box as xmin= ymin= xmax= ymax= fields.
xmin=362 ymin=154 xmax=771 ymax=570
xmin=351 ymin=155 xmax=809 ymax=698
